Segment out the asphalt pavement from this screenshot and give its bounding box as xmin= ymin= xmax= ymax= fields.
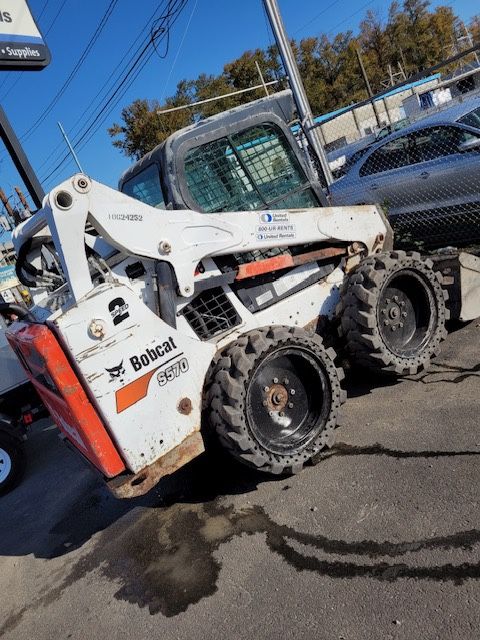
xmin=1 ymin=320 xmax=479 ymax=640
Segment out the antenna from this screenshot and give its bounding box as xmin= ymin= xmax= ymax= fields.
xmin=57 ymin=121 xmax=84 ymax=173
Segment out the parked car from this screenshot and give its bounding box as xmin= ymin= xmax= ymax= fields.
xmin=330 ymin=100 xmax=480 ymax=247
xmin=327 ymin=118 xmax=411 ymax=179
xmin=0 ymin=308 xmax=48 ymax=495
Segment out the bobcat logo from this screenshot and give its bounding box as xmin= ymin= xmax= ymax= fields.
xmin=105 ymin=360 xmax=125 ymax=381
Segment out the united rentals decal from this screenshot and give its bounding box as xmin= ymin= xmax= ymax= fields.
xmin=0 ymin=2 xmax=51 ymax=69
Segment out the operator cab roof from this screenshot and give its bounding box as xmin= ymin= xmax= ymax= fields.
xmin=118 ymin=89 xmax=296 ymax=194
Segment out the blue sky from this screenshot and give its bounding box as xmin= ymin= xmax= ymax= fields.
xmin=0 ymin=0 xmax=476 ymax=208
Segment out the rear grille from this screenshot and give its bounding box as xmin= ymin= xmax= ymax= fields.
xmin=181 ymin=287 xmax=241 ymax=340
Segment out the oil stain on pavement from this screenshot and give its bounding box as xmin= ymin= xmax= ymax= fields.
xmin=3 ymin=444 xmax=480 ymax=632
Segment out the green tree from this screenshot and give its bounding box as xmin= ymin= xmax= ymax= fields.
xmin=108 ymin=80 xmax=194 ymax=159
xmin=109 ymin=0 xmax=465 ymax=160
xmin=469 ymin=15 xmax=480 ymax=43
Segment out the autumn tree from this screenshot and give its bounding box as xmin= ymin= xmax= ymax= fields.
xmin=109 ymin=0 xmax=466 ymax=160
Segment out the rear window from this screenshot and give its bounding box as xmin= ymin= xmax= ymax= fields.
xmin=121 ymin=164 xmax=165 ymax=209
xmin=183 ymin=122 xmax=319 ymax=212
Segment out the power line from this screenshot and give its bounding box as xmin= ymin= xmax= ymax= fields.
xmin=20 ymin=0 xmax=120 ymax=143
xmin=75 ymin=0 xmax=189 ymax=142
xmin=158 ymin=0 xmax=198 ymax=103
xmin=38 ymin=0 xmax=175 ymax=180
xmin=326 ymin=0 xmax=375 ymax=37
xmin=41 ymin=0 xmax=190 ymax=186
xmin=293 ymin=0 xmax=345 ymax=36
xmin=37 ymin=0 xmax=52 ymax=21
xmin=44 ymin=0 xmax=70 ymax=36
xmin=70 ymin=1 xmax=189 ymax=158
xmin=36 ymin=1 xmax=172 ymax=176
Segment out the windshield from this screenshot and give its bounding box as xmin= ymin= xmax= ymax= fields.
xmin=183 ymin=122 xmax=319 ymax=212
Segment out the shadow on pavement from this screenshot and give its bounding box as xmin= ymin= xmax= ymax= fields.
xmin=2 ymin=345 xmax=480 ymax=631
xmin=3 ymin=432 xmax=480 ymax=630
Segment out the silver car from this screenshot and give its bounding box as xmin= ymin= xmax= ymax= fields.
xmin=330 ymin=101 xmax=480 ymax=247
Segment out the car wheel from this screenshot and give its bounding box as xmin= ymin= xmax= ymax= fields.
xmin=0 ymin=431 xmax=26 ymax=496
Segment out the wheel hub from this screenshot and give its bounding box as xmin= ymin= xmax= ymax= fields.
xmin=247 ymin=347 xmax=330 ymax=456
xmin=0 ymin=446 xmax=12 ymax=484
xmin=381 ymin=295 xmax=407 ymax=331
xmin=266 ymin=383 xmax=289 ymax=412
xmin=377 ymin=270 xmax=436 ymax=357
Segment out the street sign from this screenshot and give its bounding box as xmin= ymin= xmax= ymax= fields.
xmin=0 ymin=1 xmax=50 ymax=70
xmin=0 ymin=264 xmax=18 ymax=291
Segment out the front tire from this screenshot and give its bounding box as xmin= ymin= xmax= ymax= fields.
xmin=207 ymin=326 xmax=345 ymax=475
xmin=338 ymin=251 xmax=449 ymax=375
xmin=0 ymin=431 xmax=25 ymax=496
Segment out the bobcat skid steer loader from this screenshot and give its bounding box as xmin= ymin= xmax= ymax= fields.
xmin=5 ymin=174 xmax=448 ymax=497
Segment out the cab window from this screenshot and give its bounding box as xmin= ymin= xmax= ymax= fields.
xmin=121 ymin=164 xmax=165 ymax=209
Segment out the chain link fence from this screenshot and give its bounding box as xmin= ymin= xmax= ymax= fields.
xmin=317 ymin=56 xmax=480 ymax=250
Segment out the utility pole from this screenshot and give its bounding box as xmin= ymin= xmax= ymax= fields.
xmin=355 ymin=47 xmax=383 ymax=129
xmin=0 ymin=187 xmax=21 ymax=225
xmin=0 ymin=106 xmax=44 ymax=209
xmin=15 ymin=186 xmax=31 ymax=216
xmin=262 ymin=0 xmax=333 ymax=188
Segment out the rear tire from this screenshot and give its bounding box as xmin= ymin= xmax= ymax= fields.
xmin=0 ymin=431 xmax=25 ymax=496
xmin=338 ymin=251 xmax=449 ymax=375
xmin=207 ymin=326 xmax=345 ymax=475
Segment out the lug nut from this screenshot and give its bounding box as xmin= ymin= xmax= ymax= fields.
xmin=264 ymin=386 xmax=269 ymax=392
xmin=269 ymin=411 xmax=274 ymax=417
xmin=283 ymin=378 xmax=289 ymax=385
xmin=288 ymin=402 xmax=294 ymax=408
xmin=273 ymin=377 xmax=279 ymax=383
xmin=402 ymin=311 xmax=407 ymax=317
xmin=290 ymin=389 xmax=296 ymax=395
xmin=381 ymin=309 xmax=386 ymax=315
xmin=394 ymin=295 xmax=399 ymax=302
xmin=391 ymin=325 xmax=397 ymax=331
xmin=384 ymin=320 xmax=389 ymax=326
xmin=400 ymin=301 xmax=406 ymax=306
xmin=262 ymin=401 xmax=267 ymax=407
xmin=385 ymin=298 xmax=390 ymax=304
xmin=279 ymin=412 xmax=285 ymax=417
xmin=399 ymin=322 xmax=404 ymax=328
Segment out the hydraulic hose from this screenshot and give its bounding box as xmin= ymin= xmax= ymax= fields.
xmin=0 ymin=303 xmax=34 ymax=322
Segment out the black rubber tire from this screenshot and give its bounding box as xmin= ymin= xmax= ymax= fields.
xmin=337 ymin=250 xmax=449 ymax=376
xmin=0 ymin=431 xmax=26 ymax=496
xmin=207 ymin=326 xmax=346 ymax=475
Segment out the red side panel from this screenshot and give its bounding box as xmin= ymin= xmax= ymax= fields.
xmin=6 ymin=322 xmax=126 ymax=478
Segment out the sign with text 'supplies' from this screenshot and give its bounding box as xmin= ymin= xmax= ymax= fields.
xmin=0 ymin=1 xmax=50 ymax=70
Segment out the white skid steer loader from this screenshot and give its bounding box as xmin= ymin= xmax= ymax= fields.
xmin=5 ymin=174 xmax=448 ymax=497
